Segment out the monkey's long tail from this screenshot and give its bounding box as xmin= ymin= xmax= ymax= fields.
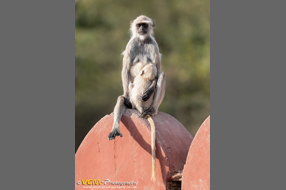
xmin=146 ymin=115 xmax=156 ymax=181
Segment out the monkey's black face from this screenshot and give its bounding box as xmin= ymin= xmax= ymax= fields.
xmin=136 ymin=23 xmax=149 ymax=35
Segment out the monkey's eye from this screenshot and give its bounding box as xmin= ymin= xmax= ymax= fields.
xmin=136 ymin=23 xmax=148 ymax=28
xmin=142 ymin=23 xmax=148 ymax=28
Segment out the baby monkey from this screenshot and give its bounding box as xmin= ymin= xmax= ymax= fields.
xmin=129 ymin=63 xmax=158 ymax=181
xmin=129 ymin=63 xmax=157 ymax=117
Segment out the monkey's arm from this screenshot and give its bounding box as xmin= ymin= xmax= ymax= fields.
xmin=139 ymin=79 xmax=157 ymax=102
xmin=150 ymin=40 xmax=161 ymax=71
xmin=155 ymin=52 xmax=161 ymax=71
xmin=122 ymin=51 xmax=131 ymax=98
xmin=121 ymin=67 xmax=129 ymax=97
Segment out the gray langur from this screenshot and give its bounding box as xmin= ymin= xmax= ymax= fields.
xmin=128 ymin=63 xmax=157 ymax=115
xmin=108 ymin=15 xmax=166 ymax=181
xmin=108 ymin=15 xmax=165 ymax=140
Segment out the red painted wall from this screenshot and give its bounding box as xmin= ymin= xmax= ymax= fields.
xmin=75 ymin=109 xmax=193 ymax=190
xmin=182 ymin=116 xmax=210 ymax=190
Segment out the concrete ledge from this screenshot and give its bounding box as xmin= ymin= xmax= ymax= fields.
xmin=75 ymin=109 xmax=193 ymax=190
xmin=182 ymin=116 xmax=210 ymax=190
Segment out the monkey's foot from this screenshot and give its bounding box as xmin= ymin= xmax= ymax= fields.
xmin=108 ymin=128 xmax=123 ymax=140
xmin=140 ymin=93 xmax=150 ymax=102
xmin=140 ymin=90 xmax=154 ymax=102
xmin=139 ymin=107 xmax=155 ymax=118
xmin=140 ymin=80 xmax=156 ymax=102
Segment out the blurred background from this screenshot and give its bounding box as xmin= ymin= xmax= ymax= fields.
xmin=75 ymin=0 xmax=209 ymax=152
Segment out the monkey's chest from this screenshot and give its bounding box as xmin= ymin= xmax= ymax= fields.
xmin=129 ymin=43 xmax=156 ymax=81
xmin=132 ymin=54 xmax=152 ymax=64
xmin=130 ymin=43 xmax=155 ymax=64
xmin=130 ymin=62 xmax=145 ymax=80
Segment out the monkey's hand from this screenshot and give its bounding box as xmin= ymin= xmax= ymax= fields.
xmin=139 ymin=80 xmax=156 ymax=102
xmin=108 ymin=128 xmax=123 ymax=140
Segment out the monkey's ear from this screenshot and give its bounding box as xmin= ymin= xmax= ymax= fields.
xmin=130 ymin=20 xmax=133 ymax=25
xmin=152 ymin=19 xmax=155 ymax=27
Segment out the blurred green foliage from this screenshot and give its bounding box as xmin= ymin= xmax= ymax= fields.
xmin=75 ymin=0 xmax=210 ymax=151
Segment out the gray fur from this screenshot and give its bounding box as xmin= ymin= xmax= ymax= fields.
xmin=108 ymin=15 xmax=166 ymax=140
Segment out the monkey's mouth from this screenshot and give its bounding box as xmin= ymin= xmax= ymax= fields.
xmin=138 ymin=30 xmax=147 ymax=35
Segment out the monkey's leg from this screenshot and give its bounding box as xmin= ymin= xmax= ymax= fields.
xmin=108 ymin=96 xmax=131 ymax=140
xmin=150 ymin=71 xmax=166 ymax=115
